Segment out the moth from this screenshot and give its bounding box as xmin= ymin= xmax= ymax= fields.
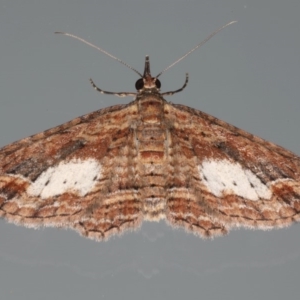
xmin=1 ymin=21 xmax=299 ymax=241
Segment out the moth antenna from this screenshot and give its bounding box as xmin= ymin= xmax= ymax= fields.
xmin=156 ymin=21 xmax=237 ymax=78
xmin=55 ymin=32 xmax=143 ymax=77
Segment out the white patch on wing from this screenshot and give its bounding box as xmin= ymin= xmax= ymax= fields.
xmin=27 ymin=158 xmax=101 ymax=199
xmin=199 ymin=159 xmax=271 ymax=200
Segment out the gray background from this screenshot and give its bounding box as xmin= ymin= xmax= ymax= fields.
xmin=0 ymin=1 xmax=300 ymax=299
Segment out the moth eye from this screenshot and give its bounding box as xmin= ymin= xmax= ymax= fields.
xmin=155 ymin=79 xmax=161 ymax=89
xmin=135 ymin=78 xmax=144 ymax=90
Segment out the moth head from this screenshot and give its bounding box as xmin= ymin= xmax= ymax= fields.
xmin=135 ymin=56 xmax=161 ymax=91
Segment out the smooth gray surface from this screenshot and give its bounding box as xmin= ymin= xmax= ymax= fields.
xmin=0 ymin=1 xmax=300 ymax=299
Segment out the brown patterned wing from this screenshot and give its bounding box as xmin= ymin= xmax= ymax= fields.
xmin=0 ymin=103 xmax=143 ymax=241
xmin=165 ymin=102 xmax=300 ymax=238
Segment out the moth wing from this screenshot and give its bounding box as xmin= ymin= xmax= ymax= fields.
xmin=165 ymin=103 xmax=300 ymax=238
xmin=0 ymin=103 xmax=143 ymax=241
